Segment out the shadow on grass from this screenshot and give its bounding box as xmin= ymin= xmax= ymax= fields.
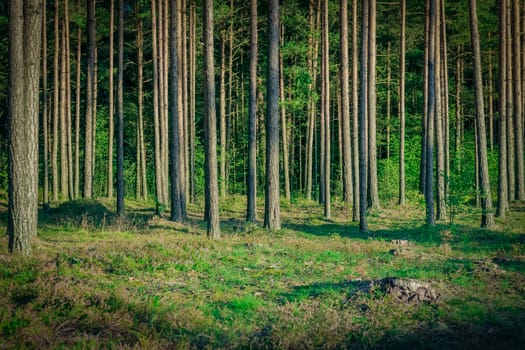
xmin=279 ymin=279 xmax=373 ymax=304
xmin=284 ymin=220 xmax=524 ymax=253
xmin=38 ymin=200 xmax=156 ymax=231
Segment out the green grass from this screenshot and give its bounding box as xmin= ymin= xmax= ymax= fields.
xmin=0 ymin=194 xmax=524 ymax=349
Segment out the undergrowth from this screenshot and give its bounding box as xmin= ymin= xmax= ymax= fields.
xmin=0 ymin=194 xmax=524 ymax=349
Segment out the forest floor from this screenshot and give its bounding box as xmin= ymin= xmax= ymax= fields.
xmin=0 ymin=192 xmax=525 ymax=349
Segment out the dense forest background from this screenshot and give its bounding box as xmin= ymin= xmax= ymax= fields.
xmin=0 ymin=0 xmax=504 ymax=216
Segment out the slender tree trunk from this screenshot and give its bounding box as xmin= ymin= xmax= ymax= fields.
xmin=8 ymin=0 xmax=42 ymax=254
xmin=219 ymin=37 xmax=227 ymax=197
xmin=368 ymin=0 xmax=380 ymax=210
xmin=352 ymin=0 xmax=359 ymax=221
xmin=74 ymin=26 xmax=80 ymax=198
xmin=92 ymin=45 xmax=98 ymax=190
xmin=386 ymin=42 xmax=391 ymax=161
xmin=170 ymin=0 xmax=182 ymax=221
xmin=265 ymin=0 xmax=281 ymax=230
xmin=108 ymin=0 xmax=114 ymax=199
xmin=116 ymin=0 xmax=124 ymax=216
xmin=203 ymin=0 xmax=220 ymax=237
xmin=42 ymin=1 xmax=49 ymax=209
xmin=322 ymin=0 xmax=331 ymax=218
xmin=488 ymin=44 xmax=494 ymax=152
xmin=513 ymin=0 xmax=525 ymax=200
xmin=425 ymin=0 xmax=436 ymax=227
xmin=60 ymin=24 xmax=68 ymax=198
xmin=280 ymin=50 xmax=291 ymax=201
xmin=435 ymin=0 xmax=446 ymax=220
xmin=65 ymin=0 xmax=73 ymax=199
xmin=498 ymin=0 xmax=508 ymax=217
xmin=399 ymin=0 xmax=406 ymax=205
xmin=507 ymin=0 xmax=515 ymax=201
xmin=180 ymin=0 xmax=188 ymax=217
xmin=455 ymin=45 xmax=462 ymax=162
xmin=189 ymin=0 xmax=196 ymax=204
xmin=84 ymin=0 xmax=95 ymax=199
xmin=340 ymin=0 xmax=353 ymax=205
xmin=359 ymin=0 xmax=369 ymax=232
xmin=420 ymin=0 xmax=430 ymax=194
xmin=137 ymin=14 xmax=147 ymax=200
xmin=441 ymin=0 xmax=450 ymax=202
xmin=469 ymin=0 xmax=494 ymax=227
xmin=247 ymin=0 xmax=257 ymax=222
xmin=52 ymin=0 xmax=59 ymax=202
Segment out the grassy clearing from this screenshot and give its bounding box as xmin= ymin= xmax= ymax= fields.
xmin=0 ymin=194 xmax=524 ymax=349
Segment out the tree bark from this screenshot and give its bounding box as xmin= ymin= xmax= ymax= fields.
xmin=322 ymin=0 xmax=330 ymax=218
xmin=116 ymin=0 xmax=124 ymax=216
xmin=352 ymin=0 xmax=359 ymax=221
xmin=359 ymin=0 xmax=369 ymax=232
xmin=340 ymin=0 xmax=353 ymax=206
xmin=136 ymin=12 xmax=147 ymax=201
xmin=506 ymin=0 xmax=515 ymax=201
xmin=8 ymin=0 xmax=42 ymax=254
xmin=108 ymin=0 xmax=114 ymax=199
xmin=170 ymin=0 xmax=182 ymax=222
xmin=469 ymin=0 xmax=495 ymax=228
xmin=435 ymin=0 xmax=446 ymax=220
xmin=42 ymin=1 xmax=49 ymax=209
xmin=280 ymin=45 xmax=291 ymax=202
xmin=425 ymin=0 xmax=436 ymax=227
xmin=52 ymin=0 xmax=59 ymax=202
xmin=399 ymin=0 xmax=406 ymax=205
xmin=265 ymin=0 xmax=281 ymax=230
xmin=498 ymin=0 xmax=508 ymax=217
xmin=219 ymin=37 xmax=227 ymax=197
xmin=74 ymin=25 xmax=80 ymax=198
xmin=84 ymin=0 xmax=95 ymax=199
xmin=247 ymin=0 xmax=257 ymax=222
xmin=513 ymin=0 xmax=525 ymax=200
xmin=189 ymin=0 xmax=196 ymax=204
xmin=368 ymin=0 xmax=380 ymax=210
xmin=420 ymin=0 xmax=430 ymax=194
xmin=203 ymin=0 xmax=220 ymax=238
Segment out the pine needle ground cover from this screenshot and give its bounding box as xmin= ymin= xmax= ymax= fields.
xmin=0 ymin=195 xmax=524 ymax=349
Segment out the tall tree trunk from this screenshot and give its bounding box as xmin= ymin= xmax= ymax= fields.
xmin=116 ymin=0 xmax=124 ymax=216
xmin=74 ymin=26 xmax=80 ymax=198
xmin=455 ymin=45 xmax=462 ymax=162
xmin=52 ymin=0 xmax=59 ymax=202
xmin=137 ymin=14 xmax=147 ymax=200
xmin=322 ymin=0 xmax=331 ymax=218
xmin=180 ymin=0 xmax=188 ymax=217
xmin=498 ymin=0 xmax=509 ymax=217
xmin=265 ymin=0 xmax=281 ymax=230
xmin=203 ymin=0 xmax=220 ymax=237
xmin=8 ymin=0 xmax=42 ymax=254
xmin=420 ymin=0 xmax=430 ymax=194
xmin=247 ymin=0 xmax=257 ymax=222
xmin=84 ymin=0 xmax=95 ymax=199
xmin=151 ymin=0 xmax=163 ymax=212
xmin=513 ymin=0 xmax=525 ymax=200
xmin=435 ymin=0 xmax=446 ymax=220
xmin=65 ymin=0 xmax=73 ymax=199
xmin=441 ymin=0 xmax=450 ymax=202
xmin=60 ymin=24 xmax=68 ymax=198
xmin=280 ymin=49 xmax=291 ymax=202
xmin=108 ymin=0 xmax=114 ymax=199
xmin=368 ymin=0 xmax=380 ymax=210
xmin=42 ymin=1 xmax=49 ymax=209
xmin=352 ymin=0 xmax=359 ymax=221
xmin=506 ymin=0 xmax=515 ymax=201
xmin=340 ymin=0 xmax=353 ymax=205
xmin=488 ymin=42 xmax=494 ymax=152
xmin=386 ymin=42 xmax=391 ymax=161
xmin=219 ymin=37 xmax=227 ymax=197
xmin=399 ymin=0 xmax=406 ymax=205
xmin=425 ymin=0 xmax=436 ymax=227
xmin=359 ymin=0 xmax=369 ymax=232
xmin=189 ymin=0 xmax=196 ymax=204
xmin=170 ymin=0 xmax=182 ymax=221
xmin=469 ymin=0 xmax=495 ymax=228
